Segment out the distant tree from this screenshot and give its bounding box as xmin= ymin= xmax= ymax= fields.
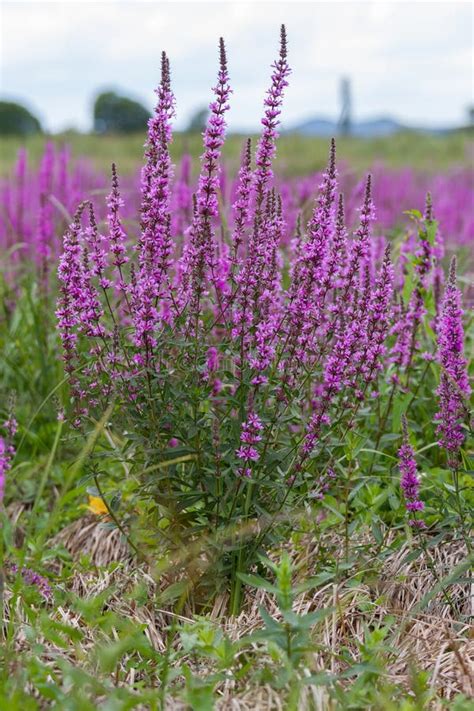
xmin=0 ymin=101 xmax=42 ymax=136
xmin=187 ymin=107 xmax=209 ymax=133
xmin=93 ymin=91 xmax=151 ymax=134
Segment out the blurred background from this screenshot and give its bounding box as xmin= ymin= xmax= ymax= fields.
xmin=0 ymin=0 xmax=473 ymax=174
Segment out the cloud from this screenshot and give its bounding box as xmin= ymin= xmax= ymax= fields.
xmin=1 ymin=1 xmax=472 ymax=132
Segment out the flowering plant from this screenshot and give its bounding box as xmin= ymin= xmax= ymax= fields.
xmin=54 ymin=27 xmax=471 ymax=609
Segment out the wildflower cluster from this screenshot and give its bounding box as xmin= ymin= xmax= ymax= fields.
xmin=52 ymin=27 xmax=471 ymax=575
xmin=2 ymin=141 xmax=472 ymax=279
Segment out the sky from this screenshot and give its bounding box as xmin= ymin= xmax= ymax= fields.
xmin=1 ymin=0 xmax=473 ymax=133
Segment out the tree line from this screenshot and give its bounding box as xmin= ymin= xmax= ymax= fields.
xmin=0 ymin=92 xmax=208 ymax=136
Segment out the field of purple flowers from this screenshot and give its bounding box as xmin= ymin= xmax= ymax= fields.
xmin=2 ymin=138 xmax=473 ymax=272
xmin=0 ymin=26 xmax=472 ymax=710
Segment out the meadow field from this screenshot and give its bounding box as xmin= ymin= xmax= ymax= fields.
xmin=1 ymin=128 xmax=473 ymax=177
xmin=0 ymin=26 xmax=473 ymax=711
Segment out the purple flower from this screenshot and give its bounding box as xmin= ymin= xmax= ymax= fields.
xmin=236 ymin=445 xmax=259 ymax=462
xmin=0 ymin=414 xmax=16 ymax=505
xmin=253 ymin=25 xmax=291 ymax=206
xmin=79 ymin=239 xmax=105 ymax=339
xmin=233 ymin=189 xmax=284 ymax=375
xmin=37 ymin=141 xmax=55 ymax=286
xmin=178 ymin=38 xmax=231 ymax=316
xmin=196 ymin=38 xmax=231 ymax=223
xmin=311 ymin=466 xmax=337 ymax=500
xmin=231 ymin=138 xmax=253 ymax=260
xmin=351 ymin=244 xmax=394 ymax=388
xmin=56 ymin=203 xmax=89 ymax=401
xmin=107 ymin=163 xmax=129 ymax=271
xmin=206 ymin=346 xmax=219 ymax=372
xmin=393 ymin=197 xmax=436 ymax=369
xmin=0 ymin=437 xmax=11 ymax=505
xmin=435 ymin=257 xmax=471 ymax=461
xmin=247 ymin=413 xmax=263 ymax=431
xmin=323 ymin=192 xmax=347 ymax=291
xmin=85 ymin=203 xmax=110 ymax=289
xmin=286 ymin=141 xmax=337 ymax=369
xmin=343 ymin=175 xmax=375 ymax=295
xmin=134 ymin=52 xmax=175 ymax=354
xmin=10 ymin=564 xmax=53 ymax=601
xmin=14 ymin=147 xmax=27 ymax=241
xmin=398 ymin=417 xmax=425 ymax=526
xmin=172 ymin=153 xmax=193 ymax=237
xmin=236 ymin=413 xmax=264 ymax=465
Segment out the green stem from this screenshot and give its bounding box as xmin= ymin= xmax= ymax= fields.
xmin=92 ymin=473 xmax=144 ymax=562
xmin=452 ymin=466 xmax=472 ymax=556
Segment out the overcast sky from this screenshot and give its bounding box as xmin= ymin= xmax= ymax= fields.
xmin=1 ymin=0 xmax=473 ymax=133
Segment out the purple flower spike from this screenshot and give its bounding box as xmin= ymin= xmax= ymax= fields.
xmin=10 ymin=564 xmax=53 ymax=601
xmin=236 ymin=412 xmax=263 ymax=472
xmin=398 ymin=417 xmax=425 ymax=527
xmin=107 ymin=163 xmax=129 ymax=271
xmin=179 ymin=38 xmax=231 ymax=316
xmin=344 ymin=175 xmax=375 ymax=295
xmin=38 ymin=141 xmax=55 ymax=287
xmin=85 ymin=202 xmax=110 ymax=290
xmin=0 ymin=411 xmax=16 ymax=505
xmin=254 ymin=24 xmax=291 ymax=207
xmin=231 ymin=138 xmax=253 ymax=259
xmin=0 ymin=437 xmax=12 ymax=505
xmin=196 ymin=38 xmax=231 ymax=224
xmin=56 ymin=203 xmax=89 ymax=398
xmin=135 ymin=52 xmax=175 ymax=354
xmin=435 ymin=257 xmax=471 ymax=463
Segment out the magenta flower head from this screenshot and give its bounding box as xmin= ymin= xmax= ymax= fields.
xmin=85 ymin=202 xmax=110 ymax=290
xmin=398 ymin=417 xmax=425 ymax=528
xmin=324 ymin=192 xmax=347 ymax=290
xmin=206 ymin=346 xmax=219 ymax=372
xmin=37 ymin=141 xmax=55 ymax=285
xmin=254 ymin=24 xmax=291 ymax=206
xmin=56 ymin=204 xmax=87 ymax=361
xmin=0 ymin=437 xmax=9 ymax=505
xmin=236 ymin=412 xmax=263 ymax=472
xmin=9 ymin=564 xmax=52 ymax=601
xmin=231 ymin=138 xmax=253 ymax=258
xmin=356 ymin=243 xmax=394 ymax=387
xmin=134 ymin=52 xmax=175 ymax=353
xmin=303 ymin=138 xmax=337 ymax=279
xmin=196 ymin=37 xmax=231 ymax=223
xmin=178 ymin=38 xmax=231 ymax=314
xmin=349 ymin=174 xmax=375 ymax=271
xmin=0 ymin=414 xmax=16 ymax=505
xmin=435 ymin=257 xmax=471 ymax=463
xmin=107 ymin=163 xmax=128 ymax=270
xmin=141 ymin=50 xmax=175 ymax=222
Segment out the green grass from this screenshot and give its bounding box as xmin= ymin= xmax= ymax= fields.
xmin=1 ymin=129 xmax=473 ymax=177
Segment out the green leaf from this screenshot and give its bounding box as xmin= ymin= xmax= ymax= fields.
xmin=371 ymin=521 xmax=384 ymax=545
xmin=392 ymin=392 xmax=412 ymax=433
xmin=404 ymin=209 xmax=422 ymax=220
xmin=282 ymin=607 xmax=333 ymax=629
xmin=237 ymin=573 xmax=279 ymax=595
xmin=425 ymin=219 xmax=438 ymax=246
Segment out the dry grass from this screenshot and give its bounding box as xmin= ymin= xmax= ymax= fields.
xmin=3 ymin=515 xmax=473 ymax=709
